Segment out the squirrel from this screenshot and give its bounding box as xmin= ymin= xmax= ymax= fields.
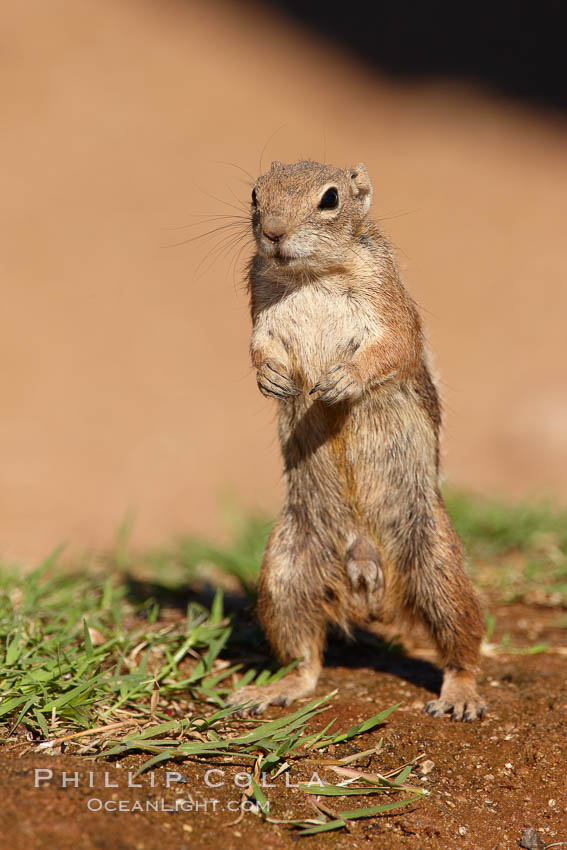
xmin=227 ymin=160 xmax=486 ymax=722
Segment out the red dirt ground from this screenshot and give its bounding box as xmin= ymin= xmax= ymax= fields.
xmin=1 ymin=0 xmax=567 ymax=562
xmin=2 ymin=600 xmax=566 ymax=849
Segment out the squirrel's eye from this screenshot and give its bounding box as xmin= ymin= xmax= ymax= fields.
xmin=251 ymin=188 xmax=258 ymax=207
xmin=318 ymin=187 xmax=339 ymax=210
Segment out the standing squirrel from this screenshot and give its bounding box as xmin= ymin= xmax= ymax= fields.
xmin=228 ymin=160 xmax=485 ymax=721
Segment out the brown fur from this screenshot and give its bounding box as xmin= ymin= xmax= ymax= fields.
xmin=227 ymin=160 xmax=485 ymax=721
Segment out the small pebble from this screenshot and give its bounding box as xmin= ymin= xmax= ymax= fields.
xmin=418 ymin=759 xmax=435 ymax=776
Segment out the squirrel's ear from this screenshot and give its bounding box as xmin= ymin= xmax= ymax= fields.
xmin=270 ymin=160 xmax=283 ymax=170
xmin=349 ymin=163 xmax=372 ymax=216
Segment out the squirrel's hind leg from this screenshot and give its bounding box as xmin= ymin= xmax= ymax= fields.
xmin=388 ymin=494 xmax=486 ymax=721
xmin=226 ymin=514 xmax=330 ymax=716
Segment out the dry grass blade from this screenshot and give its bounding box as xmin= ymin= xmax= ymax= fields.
xmin=35 ymin=719 xmax=142 ymax=751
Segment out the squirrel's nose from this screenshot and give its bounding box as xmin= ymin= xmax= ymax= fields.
xmin=264 ymin=228 xmax=283 ymax=243
xmin=263 ymin=217 xmax=286 ymax=243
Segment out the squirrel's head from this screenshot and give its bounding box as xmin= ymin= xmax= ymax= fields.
xmin=250 ymin=160 xmax=373 ymax=268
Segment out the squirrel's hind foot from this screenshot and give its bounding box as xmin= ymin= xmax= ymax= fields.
xmin=424 ymin=669 xmax=486 ymax=722
xmin=225 ymin=671 xmax=317 ymax=716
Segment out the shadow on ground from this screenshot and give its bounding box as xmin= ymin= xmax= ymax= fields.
xmin=124 ymin=574 xmax=443 ymax=697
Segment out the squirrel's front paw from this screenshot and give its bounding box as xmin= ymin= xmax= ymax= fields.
xmin=257 ymin=360 xmax=300 ymax=400
xmin=310 ymin=363 xmax=362 ymax=404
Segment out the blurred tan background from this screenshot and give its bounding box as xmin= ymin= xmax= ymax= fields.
xmin=1 ymin=0 xmax=566 ymax=562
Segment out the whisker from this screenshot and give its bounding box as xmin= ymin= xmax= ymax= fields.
xmin=194 ymin=230 xmax=252 ymax=279
xmin=229 ymin=239 xmax=253 ymax=294
xmin=259 ymin=125 xmax=287 ymax=174
xmin=228 ymin=184 xmax=250 ymax=211
xmin=199 ymin=224 xmax=249 ymax=253
xmin=163 ymin=214 xmax=249 ymax=232
xmin=194 ymin=236 xmax=240 ymax=277
xmin=162 ymin=221 xmax=247 ymax=249
xmin=210 ymin=159 xmax=255 ymax=185
xmin=193 ymin=183 xmax=248 ymax=215
xmin=376 ymin=208 xmax=420 ymax=223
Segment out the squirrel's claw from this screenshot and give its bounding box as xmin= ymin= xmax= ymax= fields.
xmin=225 ymin=677 xmax=314 ymax=716
xmin=257 ymin=360 xmax=300 ymax=400
xmin=424 ymin=695 xmax=487 ymax=722
xmin=310 ymin=363 xmax=361 ymax=404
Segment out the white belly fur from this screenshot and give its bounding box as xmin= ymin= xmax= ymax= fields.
xmin=268 ymin=283 xmax=380 ymax=388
